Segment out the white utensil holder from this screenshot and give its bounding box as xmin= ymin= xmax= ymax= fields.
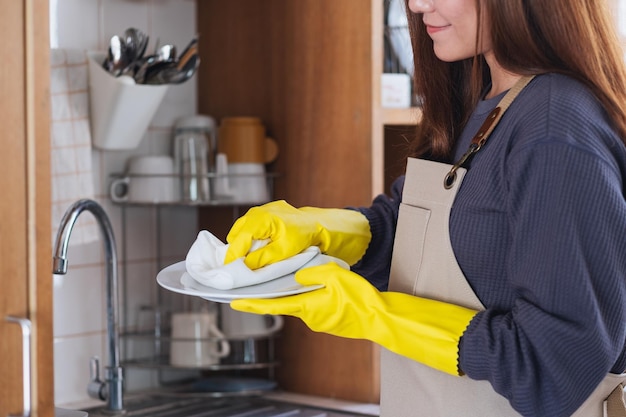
xmin=88 ymin=52 xmax=169 ymax=150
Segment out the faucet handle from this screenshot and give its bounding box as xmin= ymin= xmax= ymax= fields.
xmin=89 ymin=356 xmax=100 ymax=380
xmin=87 ymin=356 xmax=106 ymax=401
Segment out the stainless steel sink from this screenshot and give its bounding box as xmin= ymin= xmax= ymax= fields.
xmin=82 ymin=393 xmax=375 ymax=417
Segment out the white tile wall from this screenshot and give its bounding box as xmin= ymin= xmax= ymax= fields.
xmin=51 ymin=0 xmax=201 ymax=407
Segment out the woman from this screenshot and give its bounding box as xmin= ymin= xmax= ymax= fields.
xmin=224 ymin=0 xmax=626 ymax=415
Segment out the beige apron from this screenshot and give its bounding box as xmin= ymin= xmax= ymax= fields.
xmin=380 ymin=77 xmax=626 ymax=417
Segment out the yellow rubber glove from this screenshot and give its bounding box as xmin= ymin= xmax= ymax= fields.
xmin=231 ymin=263 xmax=478 ymax=376
xmin=224 ymin=200 xmax=371 ymax=269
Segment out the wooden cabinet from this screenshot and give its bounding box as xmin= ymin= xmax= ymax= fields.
xmin=0 ymin=1 xmax=53 ymax=416
xmin=196 ymin=0 xmax=420 ymax=403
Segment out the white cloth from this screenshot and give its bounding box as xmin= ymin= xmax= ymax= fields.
xmin=186 ymin=230 xmax=345 ymax=290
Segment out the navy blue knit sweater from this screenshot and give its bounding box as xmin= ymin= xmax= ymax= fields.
xmin=352 ymin=74 xmax=626 ymax=416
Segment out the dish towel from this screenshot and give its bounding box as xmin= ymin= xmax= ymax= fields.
xmin=186 ymin=230 xmax=349 ymax=290
xmin=50 ymin=49 xmax=97 ymax=245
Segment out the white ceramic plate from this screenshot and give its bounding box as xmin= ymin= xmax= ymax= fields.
xmin=156 ymin=261 xmax=325 ymax=303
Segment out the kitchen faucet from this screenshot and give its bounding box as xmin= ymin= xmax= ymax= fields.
xmin=52 ymin=199 xmax=124 ymax=412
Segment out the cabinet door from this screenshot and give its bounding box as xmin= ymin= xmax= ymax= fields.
xmin=0 ymin=1 xmax=53 ymax=416
xmin=197 ymin=0 xmax=375 ymax=208
xmin=197 ymin=0 xmax=380 ymax=403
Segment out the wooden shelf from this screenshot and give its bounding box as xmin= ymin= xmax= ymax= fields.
xmin=382 ymin=107 xmax=422 ymax=125
xmin=196 ymin=0 xmax=421 ymax=404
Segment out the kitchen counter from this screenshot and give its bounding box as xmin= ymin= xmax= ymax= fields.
xmin=55 ymin=408 xmax=88 ymax=417
xmin=263 ymin=391 xmax=379 ymax=415
xmin=58 ymin=390 xmax=380 ymax=416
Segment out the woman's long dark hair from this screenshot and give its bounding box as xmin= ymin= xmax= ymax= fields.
xmin=406 ymin=0 xmax=626 ymax=161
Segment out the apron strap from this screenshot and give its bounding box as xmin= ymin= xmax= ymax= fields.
xmin=444 ymin=75 xmax=535 ymax=189
xmin=606 ymin=384 xmax=626 ymax=417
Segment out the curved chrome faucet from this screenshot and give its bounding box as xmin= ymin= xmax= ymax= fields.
xmin=52 ymin=199 xmax=123 ymax=412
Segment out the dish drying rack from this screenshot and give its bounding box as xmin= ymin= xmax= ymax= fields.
xmin=122 ymin=307 xmax=279 ymax=368
xmin=111 ymin=176 xmax=281 ymax=396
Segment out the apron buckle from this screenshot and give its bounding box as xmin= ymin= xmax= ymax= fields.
xmin=444 ymin=143 xmax=480 ymax=189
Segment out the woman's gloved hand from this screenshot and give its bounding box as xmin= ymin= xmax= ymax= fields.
xmin=224 ymin=200 xmax=371 ymax=269
xmin=230 ymin=263 xmax=478 ymax=376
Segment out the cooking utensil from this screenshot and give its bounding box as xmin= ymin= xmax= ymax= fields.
xmin=172 ymin=53 xmax=200 ymax=84
xmin=176 ymin=37 xmax=198 ymax=68
xmin=134 ymin=44 xmax=178 ymax=83
xmin=142 ymin=60 xmax=174 ymax=85
xmin=136 ymin=33 xmax=149 ymax=62
xmin=144 ymin=52 xmax=200 ymax=85
xmin=103 ymin=35 xmax=127 ymax=76
xmin=156 ymin=44 xmax=176 ymax=62
xmin=132 ymin=55 xmax=158 ymax=83
xmin=124 ymin=27 xmax=149 ymax=63
xmin=119 ymin=28 xmax=150 ymax=79
xmin=124 ymin=28 xmax=139 ymax=61
xmin=102 ymin=30 xmax=199 ymax=85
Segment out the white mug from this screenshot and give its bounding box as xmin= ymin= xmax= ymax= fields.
xmin=227 ymin=162 xmax=270 ymax=204
xmin=110 ymin=155 xmax=176 ymax=203
xmin=169 ymin=312 xmax=230 ymax=367
xmin=220 ymin=304 xmax=283 ymax=340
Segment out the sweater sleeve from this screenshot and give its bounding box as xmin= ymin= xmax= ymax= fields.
xmin=459 ymin=138 xmax=626 ymax=416
xmin=349 ymin=176 xmax=404 ymax=291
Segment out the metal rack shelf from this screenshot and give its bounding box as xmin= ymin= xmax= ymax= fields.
xmin=109 ymin=172 xmax=279 ymax=207
xmin=122 ymin=331 xmax=279 ymax=372
xmin=112 ymin=180 xmax=280 ymax=394
xmin=122 ymin=357 xmax=279 ymax=372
